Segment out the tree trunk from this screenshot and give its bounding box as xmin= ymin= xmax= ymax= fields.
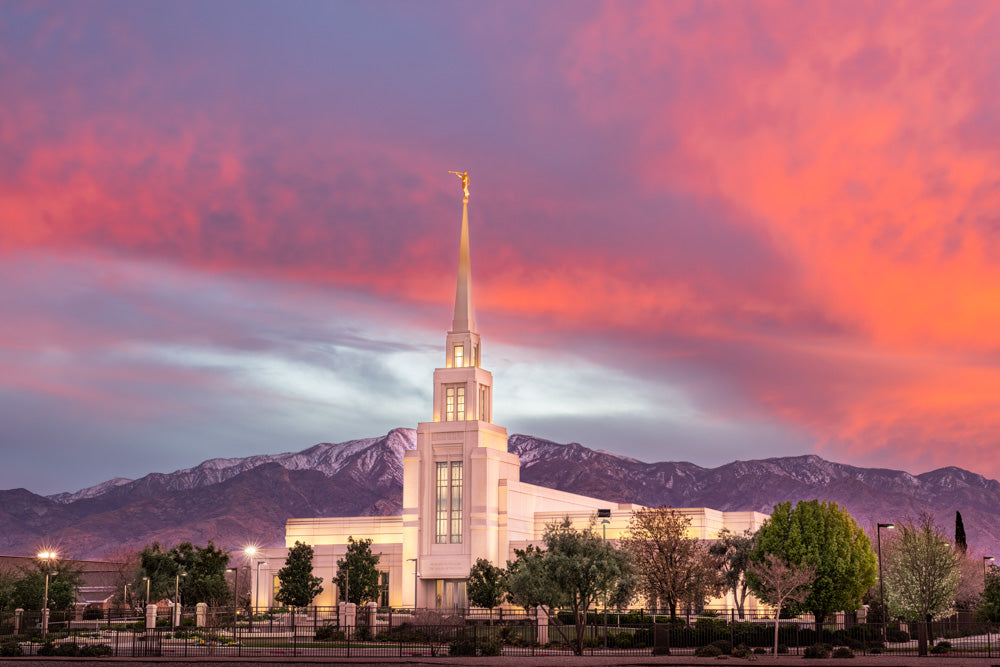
xmin=574 ymin=604 xmax=585 ymax=656
xmin=917 ymin=617 xmax=928 ymax=656
xmin=813 ymin=611 xmax=826 ymax=637
xmin=773 ymin=603 xmax=782 ymax=656
xmin=669 ymin=599 xmax=677 ymax=621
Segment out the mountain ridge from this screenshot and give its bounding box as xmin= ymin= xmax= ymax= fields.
xmin=3 ymin=430 xmax=998 ymax=559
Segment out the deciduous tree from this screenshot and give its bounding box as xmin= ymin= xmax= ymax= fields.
xmin=620 ymin=506 xmax=723 ymax=619
xmin=750 ymin=499 xmax=877 ymax=633
xmin=748 ymin=553 xmax=815 ymax=656
xmin=505 ymin=518 xmax=635 ymax=656
xmin=883 ymin=514 xmax=961 ymax=656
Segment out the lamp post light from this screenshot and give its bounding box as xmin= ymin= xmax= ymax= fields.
xmin=406 ymin=558 xmax=418 ymax=610
xmin=876 ymin=523 xmax=894 ymax=637
xmin=226 ymin=567 xmax=239 ymax=635
xmin=142 ymin=576 xmax=151 ymax=605
xmin=984 ymin=556 xmax=995 ymax=589
xmin=243 ymin=546 xmax=258 ymax=615
xmin=173 ymin=572 xmax=187 ymax=629
xmin=37 ymin=551 xmax=58 ymax=637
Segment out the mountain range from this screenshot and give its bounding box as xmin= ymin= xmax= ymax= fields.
xmin=2 ymin=428 xmax=997 ymax=559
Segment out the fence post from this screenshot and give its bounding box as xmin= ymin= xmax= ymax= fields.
xmin=13 ymin=608 xmax=22 ymax=636
xmin=195 ymin=602 xmax=207 ymax=628
xmin=731 ymin=608 xmax=735 ymax=647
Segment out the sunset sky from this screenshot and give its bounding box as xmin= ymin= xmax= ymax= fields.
xmin=3 ymin=1 xmax=1000 ymax=495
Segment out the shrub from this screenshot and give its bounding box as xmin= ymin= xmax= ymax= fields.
xmin=886 ymin=628 xmax=910 ymax=643
xmin=753 ymin=646 xmax=766 ymax=654
xmin=314 ymin=626 xmax=345 ymax=641
xmin=82 ymin=606 xmax=106 ymax=620
xmin=480 ymin=638 xmax=502 ymax=656
xmin=448 ymin=636 xmax=477 ymax=656
xmin=832 ymin=647 xmax=855 ymax=658
xmin=710 ymin=638 xmax=733 ymax=654
xmin=695 ymin=644 xmax=723 ymax=657
xmin=803 ymin=642 xmax=831 ymax=659
xmin=732 ymin=643 xmax=752 ymax=658
xmin=777 ymin=643 xmax=788 ymax=654
xmin=36 ymin=640 xmax=56 ymax=656
xmin=0 ymin=641 xmax=22 ymax=657
xmin=79 ymin=644 xmax=113 ymax=657
xmin=181 ymin=616 xmax=196 ymax=627
xmin=54 ymin=643 xmax=80 ymax=656
xmin=930 ymin=640 xmax=951 ymax=655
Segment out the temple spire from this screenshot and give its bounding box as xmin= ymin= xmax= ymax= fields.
xmin=449 ymin=171 xmax=476 ymax=334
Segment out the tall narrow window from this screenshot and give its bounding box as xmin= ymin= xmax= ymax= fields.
xmin=453 ymin=344 xmax=464 ymax=368
xmin=472 ymin=344 xmax=478 ymax=367
xmin=435 ymin=462 xmax=448 ymax=543
xmin=450 ymin=462 xmax=463 ymax=543
xmin=479 ymin=384 xmax=489 ymax=422
xmin=444 ymin=385 xmax=465 ymax=422
xmin=445 ymin=387 xmax=455 ymax=422
xmin=434 ymin=461 xmax=463 ymax=544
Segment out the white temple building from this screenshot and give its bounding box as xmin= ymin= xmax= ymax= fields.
xmin=254 ymin=179 xmax=766 ymax=610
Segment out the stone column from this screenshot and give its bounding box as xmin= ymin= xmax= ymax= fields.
xmin=366 ymin=601 xmax=377 ymax=628
xmin=145 ymin=604 xmax=157 ymax=630
xmin=173 ymin=603 xmax=182 ymax=628
xmin=14 ymin=609 xmax=23 ymax=635
xmin=41 ymin=609 xmax=50 ymax=636
xmin=195 ymin=602 xmax=207 ymax=628
xmin=343 ymin=602 xmax=356 ymax=632
xmin=536 ymin=606 xmax=548 ymax=645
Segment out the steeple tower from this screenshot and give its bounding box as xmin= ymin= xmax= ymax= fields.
xmin=402 ymin=171 xmax=518 ymax=609
xmin=452 ymin=186 xmax=476 ymax=334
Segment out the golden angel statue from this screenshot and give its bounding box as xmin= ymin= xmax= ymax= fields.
xmin=448 ymin=170 xmax=470 ymax=199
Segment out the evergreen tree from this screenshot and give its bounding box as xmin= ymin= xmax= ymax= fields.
xmin=709 ymin=527 xmax=756 ymax=619
xmin=332 ymin=537 xmax=381 ymax=605
xmin=275 ymin=541 xmax=324 ymax=608
xmin=955 ymin=511 xmax=967 ymax=554
xmin=505 ymin=518 xmax=636 ymax=656
xmin=749 ymin=499 xmax=877 ymax=633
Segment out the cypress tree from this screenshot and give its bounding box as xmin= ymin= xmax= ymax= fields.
xmin=955 ymin=511 xmax=967 ymax=554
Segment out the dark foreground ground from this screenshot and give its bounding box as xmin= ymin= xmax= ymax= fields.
xmin=3 ymin=657 xmax=1000 ymax=666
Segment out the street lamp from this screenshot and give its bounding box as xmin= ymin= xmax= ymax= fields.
xmin=243 ymin=547 xmax=258 ymax=614
xmin=984 ymin=556 xmax=995 ymax=588
xmin=142 ymin=576 xmax=150 ymax=605
xmin=406 ymin=558 xmax=418 ymax=610
xmin=876 ymin=523 xmax=894 ymax=635
xmin=37 ymin=552 xmax=58 ymax=637
xmin=600 ymin=519 xmax=611 ymax=648
xmin=173 ymin=572 xmax=187 ymax=629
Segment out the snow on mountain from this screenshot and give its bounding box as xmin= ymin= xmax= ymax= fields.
xmin=48 ymin=428 xmax=417 ymax=505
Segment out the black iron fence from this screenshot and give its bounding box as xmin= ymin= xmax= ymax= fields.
xmin=1 ymin=607 xmax=998 ymax=658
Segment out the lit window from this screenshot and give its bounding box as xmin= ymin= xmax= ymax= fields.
xmin=444 ymin=385 xmax=465 ymax=422
xmin=434 ymin=461 xmax=463 ymax=544
xmin=479 ymin=385 xmax=489 ymax=422
xmin=379 ymin=572 xmax=389 ymax=607
xmin=454 ymin=344 xmax=464 ymax=368
xmin=436 ymin=462 xmax=448 ymax=543
xmin=472 ymin=344 xmax=478 ymax=367
xmin=450 ymin=462 xmax=463 ymax=543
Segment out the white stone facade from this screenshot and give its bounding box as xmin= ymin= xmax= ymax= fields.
xmin=254 ymin=192 xmax=767 ymax=611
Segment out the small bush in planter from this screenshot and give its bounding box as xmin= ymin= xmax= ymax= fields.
xmin=832 ymin=646 xmax=854 ymax=658
xmin=694 ymin=644 xmax=723 ymax=657
xmin=803 ymin=642 xmax=831 ymax=659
